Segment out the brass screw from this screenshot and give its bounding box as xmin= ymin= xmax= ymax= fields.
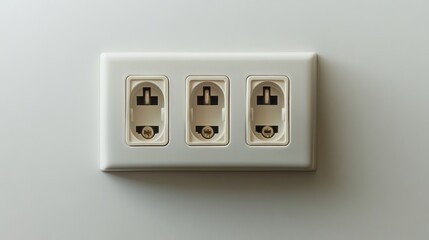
xmin=261 ymin=126 xmax=274 ymax=139
xmin=201 ymin=126 xmax=215 ymax=139
xmin=141 ymin=126 xmax=155 ymax=139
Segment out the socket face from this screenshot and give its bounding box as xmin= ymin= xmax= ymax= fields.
xmin=247 ymin=76 xmax=289 ymax=146
xmin=100 ymin=52 xmax=317 ymax=171
xmin=186 ymin=76 xmax=229 ymax=146
xmin=125 ymin=76 xmax=168 ymax=146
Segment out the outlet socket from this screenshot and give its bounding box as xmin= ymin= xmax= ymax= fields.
xmin=125 ymin=76 xmax=168 ymax=146
xmin=186 ymin=76 xmax=229 ymax=146
xmin=246 ymin=76 xmax=289 ymax=146
xmin=100 ymin=52 xmax=316 ymax=171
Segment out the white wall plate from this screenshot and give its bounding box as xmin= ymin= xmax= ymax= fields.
xmin=100 ymin=53 xmax=317 ymax=171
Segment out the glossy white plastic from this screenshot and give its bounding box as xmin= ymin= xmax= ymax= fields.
xmin=100 ymin=52 xmax=317 ymax=171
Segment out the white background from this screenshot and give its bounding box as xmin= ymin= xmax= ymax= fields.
xmin=1 ymin=0 xmax=428 ymax=239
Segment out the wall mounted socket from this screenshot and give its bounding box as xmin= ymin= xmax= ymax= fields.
xmin=246 ymin=76 xmax=289 ymax=146
xmin=125 ymin=76 xmax=168 ymax=146
xmin=100 ymin=52 xmax=317 ymax=171
xmin=186 ymin=76 xmax=229 ymax=146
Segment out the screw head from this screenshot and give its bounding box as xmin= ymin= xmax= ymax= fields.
xmin=201 ymin=126 xmax=215 ymax=139
xmin=261 ymin=126 xmax=274 ymax=139
xmin=141 ymin=126 xmax=155 ymax=139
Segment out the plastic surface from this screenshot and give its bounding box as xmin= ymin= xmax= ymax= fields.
xmin=125 ymin=76 xmax=169 ymax=146
xmin=186 ymin=76 xmax=229 ymax=146
xmin=100 ymin=52 xmax=317 ymax=171
xmin=246 ymin=76 xmax=289 ymax=146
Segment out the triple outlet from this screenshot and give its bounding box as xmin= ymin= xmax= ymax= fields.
xmin=125 ymin=75 xmax=289 ymax=147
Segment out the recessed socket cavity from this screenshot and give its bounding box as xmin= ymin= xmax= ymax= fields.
xmin=126 ymin=76 xmax=168 ymax=146
xmin=186 ymin=76 xmax=229 ymax=146
xmin=247 ymin=76 xmax=289 ymax=146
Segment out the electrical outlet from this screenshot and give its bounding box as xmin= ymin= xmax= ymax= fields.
xmin=186 ymin=76 xmax=229 ymax=145
xmin=100 ymin=52 xmax=317 ymax=171
xmin=125 ymin=76 xmax=168 ymax=146
xmin=246 ymin=76 xmax=289 ymax=146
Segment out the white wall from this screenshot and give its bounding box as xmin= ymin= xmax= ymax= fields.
xmin=1 ymin=0 xmax=429 ymax=239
